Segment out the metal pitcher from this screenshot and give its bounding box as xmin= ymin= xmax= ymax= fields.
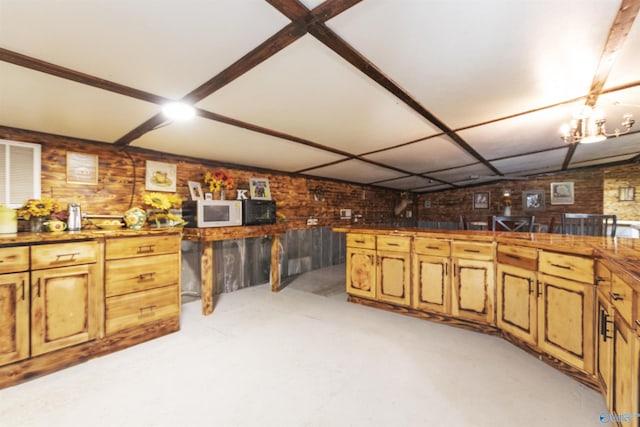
xmin=67 ymin=204 xmax=82 ymax=231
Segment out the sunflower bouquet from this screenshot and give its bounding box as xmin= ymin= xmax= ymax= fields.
xmin=204 ymin=170 xmax=234 ymax=193
xmin=17 ymin=197 xmax=62 ymax=220
xmin=143 ymin=192 xmax=186 ymax=227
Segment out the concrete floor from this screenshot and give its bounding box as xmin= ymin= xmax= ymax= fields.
xmin=0 ymin=264 xmax=607 ymax=427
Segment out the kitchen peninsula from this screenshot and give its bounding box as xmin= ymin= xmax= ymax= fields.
xmin=334 ymin=226 xmax=640 ymax=427
xmin=0 ymin=228 xmax=182 ymax=389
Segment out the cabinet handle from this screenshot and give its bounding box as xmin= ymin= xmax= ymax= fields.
xmin=609 ymin=292 xmax=624 ymax=301
xmin=354 ymin=239 xmax=365 ymax=244
xmin=139 ymin=305 xmax=156 ymax=317
xmin=550 ymin=263 xmax=572 ymax=270
xmin=0 ymin=259 xmax=4 ymax=263
xmin=137 ymin=244 xmax=155 ymax=254
xmin=445 ymin=263 xmax=448 ymax=276
xmin=600 ymin=311 xmax=614 ymax=341
xmin=35 ymin=278 xmax=41 ymax=298
xmin=464 ymin=249 xmax=480 ymax=253
xmin=386 ymin=243 xmax=400 ymax=247
xmin=426 ymin=246 xmax=440 ymax=250
xmin=527 ymin=278 xmax=533 ymax=294
xmin=536 ymin=281 xmax=542 ymax=298
xmin=505 ymin=253 xmax=521 ymax=260
xmin=138 ymin=272 xmax=156 ymax=281
xmin=595 ymin=276 xmax=606 ymax=282
xmin=55 ymin=252 xmax=79 ymax=261
xmin=20 ymin=279 xmax=25 ymax=300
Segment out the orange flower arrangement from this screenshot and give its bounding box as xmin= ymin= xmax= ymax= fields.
xmin=204 ymin=170 xmax=234 ymax=193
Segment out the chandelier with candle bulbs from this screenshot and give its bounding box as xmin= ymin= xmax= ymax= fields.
xmin=560 ymin=106 xmax=635 ymax=144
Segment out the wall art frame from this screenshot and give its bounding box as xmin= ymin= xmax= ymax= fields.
xmin=619 ymin=186 xmax=635 ymax=201
xmin=66 ymin=152 xmax=98 ymax=185
xmin=522 ymin=189 xmax=546 ymax=212
xmin=188 ymin=181 xmax=203 ymax=200
xmin=550 ymin=182 xmax=574 ymax=205
xmin=473 ymin=191 xmax=490 ymax=209
xmin=145 ymin=160 xmax=177 ymax=192
xmin=249 ymin=178 xmax=271 ymax=200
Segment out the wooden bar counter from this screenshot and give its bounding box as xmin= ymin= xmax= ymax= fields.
xmin=334 ymin=226 xmax=640 ymax=427
xmin=182 ymin=224 xmax=287 ymax=315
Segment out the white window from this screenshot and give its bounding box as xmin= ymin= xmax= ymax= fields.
xmin=0 ymin=139 xmax=41 ymax=208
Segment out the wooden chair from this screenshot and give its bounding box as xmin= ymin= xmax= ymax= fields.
xmin=561 ymin=214 xmax=617 ymax=237
xmin=491 ymin=215 xmax=535 ymax=232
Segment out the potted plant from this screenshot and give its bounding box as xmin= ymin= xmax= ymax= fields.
xmin=142 ymin=192 xmax=185 ymax=227
xmin=17 ymin=197 xmax=62 ymax=232
xmin=203 ymin=169 xmax=234 ymax=199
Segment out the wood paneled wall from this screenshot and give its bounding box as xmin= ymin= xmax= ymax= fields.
xmin=1 ymin=128 xmax=401 ymax=229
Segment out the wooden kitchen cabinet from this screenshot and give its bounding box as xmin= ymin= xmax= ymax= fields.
xmin=30 ymin=241 xmax=99 ymax=356
xmin=0 ymin=246 xmax=29 ymax=367
xmin=376 ymin=235 xmax=411 ymax=306
xmin=412 ymin=238 xmax=451 ymax=314
xmin=595 ymin=261 xmax=613 ymax=405
xmin=346 ymin=233 xmax=376 ymax=299
xmin=104 ymin=235 xmax=180 ymax=335
xmin=611 ymin=313 xmax=634 ymax=425
xmin=452 ymin=241 xmax=495 ymax=324
xmin=497 ymin=244 xmax=538 ymax=346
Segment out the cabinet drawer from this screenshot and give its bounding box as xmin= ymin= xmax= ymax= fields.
xmin=595 ymin=261 xmax=612 ymax=291
xmin=346 ymin=233 xmax=375 ymax=250
xmin=539 ymin=251 xmax=594 ymax=283
xmin=497 ymin=244 xmax=537 ymax=270
xmin=106 ymin=235 xmax=180 ymax=260
xmin=0 ymin=246 xmax=29 ymax=273
xmin=452 ymin=241 xmax=494 ymax=260
xmin=377 ymin=235 xmax=411 ymax=252
xmin=414 ymin=238 xmax=450 ymax=256
xmin=105 ymin=285 xmax=179 ymax=335
xmin=611 ymin=275 xmax=635 ymax=327
xmin=31 ymin=241 xmax=97 ymax=269
xmin=105 ymin=253 xmax=179 ymax=297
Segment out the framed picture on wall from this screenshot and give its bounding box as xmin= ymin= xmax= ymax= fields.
xmin=550 ymin=182 xmax=574 ymax=205
xmin=522 ymin=189 xmax=546 ymax=212
xmin=66 ymin=152 xmax=98 ymax=185
xmin=145 ymin=160 xmax=177 ymax=192
xmin=473 ymin=191 xmax=490 ymax=209
xmin=249 ymin=178 xmax=271 ymax=200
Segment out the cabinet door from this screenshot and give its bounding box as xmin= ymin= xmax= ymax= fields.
xmin=452 ymin=258 xmax=495 ymax=324
xmin=0 ymin=272 xmax=29 ymax=366
xmin=612 ymin=315 xmax=633 ymax=424
xmin=346 ymin=248 xmax=376 ymax=299
xmin=412 ymin=254 xmax=450 ymax=314
xmin=31 ymin=264 xmax=98 ymax=356
xmin=497 ymin=264 xmax=536 ymax=345
xmin=596 ymin=290 xmax=614 ymax=406
xmin=377 ymin=250 xmax=411 ymax=306
xmin=537 ymin=273 xmax=595 ymax=373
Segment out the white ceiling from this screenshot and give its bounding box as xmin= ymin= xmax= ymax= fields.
xmin=1 ymin=0 xmax=639 ymax=192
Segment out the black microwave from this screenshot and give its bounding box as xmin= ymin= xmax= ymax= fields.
xmin=242 ymin=199 xmax=276 ymax=225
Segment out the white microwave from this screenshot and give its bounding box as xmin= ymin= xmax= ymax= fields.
xmin=182 ymin=200 xmax=243 ymax=228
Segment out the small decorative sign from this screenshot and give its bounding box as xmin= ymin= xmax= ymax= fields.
xmin=66 ymin=152 xmax=98 ymax=185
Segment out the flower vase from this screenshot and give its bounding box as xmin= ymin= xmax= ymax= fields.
xmin=504 ymin=206 xmax=511 ymax=216
xmin=29 ymin=217 xmax=46 ymax=233
xmin=220 ymin=189 xmax=226 ymax=200
xmin=124 ymin=207 xmax=147 ymax=229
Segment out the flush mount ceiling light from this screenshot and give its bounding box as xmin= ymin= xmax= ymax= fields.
xmin=560 ymin=106 xmax=635 ymax=144
xmin=162 ymin=102 xmax=196 ymax=121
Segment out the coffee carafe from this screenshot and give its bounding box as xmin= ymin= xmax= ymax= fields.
xmin=67 ymin=204 xmax=82 ymax=231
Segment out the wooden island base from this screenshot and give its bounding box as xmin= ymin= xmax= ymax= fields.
xmin=349 ymin=295 xmax=600 ymax=391
xmin=0 ymin=317 xmax=179 ymax=390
